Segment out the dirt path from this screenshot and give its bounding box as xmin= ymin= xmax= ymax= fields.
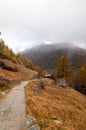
xmin=0 ymin=81 xmax=29 ymax=130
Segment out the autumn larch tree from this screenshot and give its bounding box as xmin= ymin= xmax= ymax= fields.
xmin=75 ymin=64 xmax=86 ymax=94
xmin=53 ymin=56 xmax=72 ymax=82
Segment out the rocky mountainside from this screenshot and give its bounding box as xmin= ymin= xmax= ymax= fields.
xmin=21 ymin=43 xmax=86 ymax=72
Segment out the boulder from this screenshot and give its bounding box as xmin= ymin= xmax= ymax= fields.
xmin=24 ymin=116 xmax=36 ymax=127
xmin=56 ymin=78 xmax=67 ymax=88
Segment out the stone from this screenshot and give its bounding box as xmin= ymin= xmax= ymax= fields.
xmin=28 ymin=125 xmax=40 ymax=130
xmin=25 ymin=116 xmax=36 ymax=127
xmin=40 ymin=78 xmax=47 ymax=89
xmin=56 ymin=78 xmax=67 ymax=88
xmin=53 ymin=119 xmax=62 ymax=125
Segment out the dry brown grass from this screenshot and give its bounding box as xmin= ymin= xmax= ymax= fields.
xmin=0 ymin=94 xmax=4 ymax=99
xmin=25 ymin=78 xmax=86 ymax=130
xmin=0 ymin=58 xmax=37 ymax=100
xmin=0 ymin=58 xmax=37 ymax=81
xmin=0 ymin=57 xmax=37 ymax=88
xmin=0 ymin=81 xmax=11 ymax=99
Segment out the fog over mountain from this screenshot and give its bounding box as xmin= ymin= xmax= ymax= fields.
xmin=0 ymin=0 xmax=86 ymax=52
xmin=22 ymin=42 xmax=86 ymax=55
xmin=21 ymin=43 xmax=86 ymax=72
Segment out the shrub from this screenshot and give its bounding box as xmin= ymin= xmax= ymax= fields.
xmin=0 ymin=61 xmax=5 ymax=67
xmin=0 ymin=61 xmax=18 ymax=72
xmin=0 ymin=81 xmax=10 ymax=91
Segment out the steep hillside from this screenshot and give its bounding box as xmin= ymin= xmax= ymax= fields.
xmin=0 ymin=39 xmax=38 ymax=84
xmin=22 ymin=43 xmax=86 ymax=71
xmin=0 ymin=39 xmax=38 ymax=95
xmin=25 ymin=79 xmax=86 ymax=130
xmin=0 ymin=57 xmax=37 ymax=98
xmin=0 ymin=58 xmax=37 ymax=81
xmin=0 ymin=39 xmax=37 ymax=71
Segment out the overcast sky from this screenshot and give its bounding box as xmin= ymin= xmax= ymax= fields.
xmin=0 ymin=0 xmax=86 ymax=52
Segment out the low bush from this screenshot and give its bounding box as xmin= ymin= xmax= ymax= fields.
xmin=2 ymin=65 xmax=18 ymax=72
xmin=0 ymin=81 xmax=10 ymax=91
xmin=0 ymin=61 xmax=18 ymax=72
xmin=0 ymin=61 xmax=4 ymax=67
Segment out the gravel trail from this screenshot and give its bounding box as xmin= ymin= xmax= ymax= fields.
xmin=0 ymin=81 xmax=28 ymax=130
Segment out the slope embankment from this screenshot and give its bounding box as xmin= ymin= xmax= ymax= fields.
xmin=25 ymin=79 xmax=86 ymax=130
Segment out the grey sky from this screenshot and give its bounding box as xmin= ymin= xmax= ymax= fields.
xmin=0 ymin=0 xmax=86 ymax=52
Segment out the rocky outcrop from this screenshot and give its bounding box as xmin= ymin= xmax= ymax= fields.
xmin=56 ymin=78 xmax=67 ymax=88
xmin=24 ymin=116 xmax=40 ymax=130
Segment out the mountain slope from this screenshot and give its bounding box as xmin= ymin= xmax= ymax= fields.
xmin=21 ymin=43 xmax=86 ymax=71
xmin=0 ymin=39 xmax=38 ymax=71
xmin=0 ymin=39 xmax=38 ymax=93
xmin=25 ymin=79 xmax=86 ymax=130
xmin=0 ymin=58 xmax=37 ymax=82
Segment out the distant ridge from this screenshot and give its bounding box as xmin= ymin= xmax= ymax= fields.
xmin=21 ymin=43 xmax=86 ymax=72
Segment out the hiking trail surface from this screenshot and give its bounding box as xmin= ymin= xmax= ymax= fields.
xmin=0 ymin=81 xmax=29 ymax=130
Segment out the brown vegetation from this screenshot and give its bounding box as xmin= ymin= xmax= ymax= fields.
xmin=25 ymin=79 xmax=86 ymax=130
xmin=0 ymin=39 xmax=38 ymax=71
xmin=0 ymin=39 xmax=38 ymax=99
xmin=0 ymin=57 xmax=37 ymax=99
xmin=0 ymin=81 xmax=10 ymax=91
xmin=74 ymin=64 xmax=86 ymax=95
xmin=0 ymin=94 xmax=4 ymax=100
xmin=0 ymin=81 xmax=11 ymax=99
xmin=0 ymin=58 xmax=37 ymax=80
xmin=53 ymin=56 xmax=72 ymax=84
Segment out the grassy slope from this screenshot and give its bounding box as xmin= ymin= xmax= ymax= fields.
xmin=0 ymin=58 xmax=37 ymax=99
xmin=0 ymin=58 xmax=37 ymax=81
xmin=25 ymin=79 xmax=86 ymax=130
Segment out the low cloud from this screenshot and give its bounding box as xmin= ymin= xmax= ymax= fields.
xmin=0 ymin=0 xmax=86 ymax=51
